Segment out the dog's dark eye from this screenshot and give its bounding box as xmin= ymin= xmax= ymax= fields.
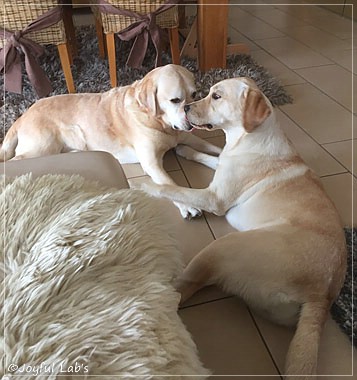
xmin=170 ymin=98 xmax=181 ymax=104
xmin=212 ymin=93 xmax=221 ymax=100
xmin=191 ymin=92 xmax=197 ymax=99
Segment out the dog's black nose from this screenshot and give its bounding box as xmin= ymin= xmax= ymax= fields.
xmin=184 ymin=104 xmax=190 ymax=113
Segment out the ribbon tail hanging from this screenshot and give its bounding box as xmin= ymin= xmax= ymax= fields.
xmin=4 ymin=54 xmax=22 ymax=94
xmin=22 ymin=44 xmax=52 ymax=98
xmin=126 ymin=32 xmax=149 ymax=68
xmin=150 ymin=26 xmax=163 ymax=67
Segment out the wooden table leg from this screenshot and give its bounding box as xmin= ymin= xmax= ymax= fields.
xmin=197 ymin=0 xmax=228 ymax=71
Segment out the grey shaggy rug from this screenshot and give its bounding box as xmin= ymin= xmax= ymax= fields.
xmin=0 ymin=25 xmax=292 ymax=141
xmin=332 ymin=228 xmax=356 ymax=346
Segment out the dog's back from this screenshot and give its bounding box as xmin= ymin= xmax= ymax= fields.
xmin=0 ymin=88 xmax=127 ymax=161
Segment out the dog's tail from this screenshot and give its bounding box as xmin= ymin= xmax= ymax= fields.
xmin=284 ymin=299 xmax=330 ymax=380
xmin=0 ymin=122 xmax=19 ymax=162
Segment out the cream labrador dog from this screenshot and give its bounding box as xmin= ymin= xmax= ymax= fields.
xmin=0 ymin=64 xmax=221 ymax=218
xmin=142 ymin=77 xmax=347 ymax=379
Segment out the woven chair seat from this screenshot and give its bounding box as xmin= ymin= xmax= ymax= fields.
xmin=91 ymin=0 xmax=181 ymax=87
xmin=91 ymin=1 xmax=179 ymax=34
xmin=0 ymin=1 xmax=66 ymax=48
xmin=0 ymin=0 xmax=75 ymax=96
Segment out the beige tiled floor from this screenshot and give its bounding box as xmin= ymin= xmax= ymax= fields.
xmin=79 ymin=2 xmax=355 ymax=378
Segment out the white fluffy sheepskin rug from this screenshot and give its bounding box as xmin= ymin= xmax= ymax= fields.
xmin=1 ymin=174 xmax=209 ymax=379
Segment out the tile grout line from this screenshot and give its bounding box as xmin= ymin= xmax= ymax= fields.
xmin=246 ymin=307 xmax=284 ymax=379
xmin=179 ymin=295 xmax=234 ymax=311
xmin=288 ymin=69 xmax=354 ymax=114
xmin=278 ymin=106 xmax=353 ymax=177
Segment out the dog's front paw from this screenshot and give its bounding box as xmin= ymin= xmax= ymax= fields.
xmin=176 ymin=203 xmax=202 ymax=220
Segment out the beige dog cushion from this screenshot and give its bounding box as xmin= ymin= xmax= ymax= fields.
xmin=1 ymin=174 xmax=209 ymax=379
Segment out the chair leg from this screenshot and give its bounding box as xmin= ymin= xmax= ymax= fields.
xmin=57 ymin=43 xmax=75 ymax=93
xmin=95 ymin=18 xmax=106 ymax=59
xmin=63 ymin=5 xmax=78 ymax=60
xmin=169 ymin=27 xmax=180 ymax=65
xmin=106 ymin=32 xmax=117 ymax=87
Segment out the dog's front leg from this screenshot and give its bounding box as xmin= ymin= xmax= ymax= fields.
xmin=135 ymin=147 xmax=202 ymax=219
xmin=175 ymin=145 xmax=219 ymax=170
xmin=142 ymin=182 xmax=226 ymax=216
xmin=178 ymin=132 xmax=222 ymax=156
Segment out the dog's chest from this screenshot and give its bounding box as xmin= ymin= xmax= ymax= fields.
xmin=225 ymin=205 xmax=254 ymax=231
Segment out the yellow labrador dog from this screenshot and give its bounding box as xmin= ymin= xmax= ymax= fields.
xmin=0 ymin=64 xmax=221 ymax=218
xmin=142 ymin=77 xmax=347 ymax=379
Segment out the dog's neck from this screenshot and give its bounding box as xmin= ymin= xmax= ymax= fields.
xmin=222 ymin=110 xmax=297 ymax=158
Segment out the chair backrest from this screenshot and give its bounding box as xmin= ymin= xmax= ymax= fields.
xmin=0 ymin=1 xmax=66 ymax=48
xmin=91 ymin=0 xmax=179 ymax=34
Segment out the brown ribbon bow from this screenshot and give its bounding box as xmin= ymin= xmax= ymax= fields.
xmin=97 ymin=0 xmax=179 ymax=68
xmin=0 ymin=6 xmax=63 ymax=98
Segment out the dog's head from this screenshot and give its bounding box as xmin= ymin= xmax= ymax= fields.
xmin=185 ymin=77 xmax=272 ymax=133
xmin=136 ymin=64 xmax=197 ymax=131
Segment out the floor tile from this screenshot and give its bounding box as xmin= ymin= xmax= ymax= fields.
xmin=244 ymin=7 xmax=307 ymax=30
xmin=278 ymin=25 xmax=351 ymax=56
xmin=326 ymin=49 xmax=357 ymax=74
xmin=281 ymin=83 xmax=353 ymax=144
xmin=305 ymin=11 xmax=353 ymax=41
xmin=274 ymin=4 xmax=324 ymax=21
xmin=250 ymin=50 xmax=306 ymax=86
xmin=294 ymin=65 xmax=353 ymax=111
xmin=228 ymin=26 xmax=261 ymax=52
xmin=128 ymin=171 xmax=215 ymax=264
xmin=234 ymin=0 xmax=271 ymax=12
xmin=276 ymin=109 xmax=347 ymax=176
xmin=252 ymin=313 xmax=354 ymax=377
xmin=323 ymin=140 xmax=355 ymax=174
xmin=275 ymin=5 xmax=352 ymax=40
xmin=180 ymin=285 xmax=232 ymax=308
xmin=177 ymin=136 xmax=225 ymax=189
xmin=176 ymin=142 xmax=224 ymax=240
xmin=229 ymin=8 xmax=284 ymax=41
xmin=320 ymin=173 xmax=356 ymax=227
xmin=255 ymin=37 xmax=333 ymax=69
xmin=179 ymin=297 xmax=281 ymax=377
xmin=344 ymin=38 xmax=357 ymax=48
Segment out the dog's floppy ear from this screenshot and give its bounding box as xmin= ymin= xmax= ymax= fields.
xmin=242 ymin=88 xmax=271 ymax=132
xmin=136 ymin=78 xmax=158 ymax=115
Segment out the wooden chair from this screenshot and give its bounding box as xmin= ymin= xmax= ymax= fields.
xmin=0 ymin=0 xmax=76 ymax=96
xmin=91 ymin=0 xmax=180 ymax=87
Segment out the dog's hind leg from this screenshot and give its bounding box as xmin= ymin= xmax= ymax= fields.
xmin=176 ymin=243 xmax=217 ymax=303
xmin=13 ymin=129 xmax=64 ymax=160
xmin=0 ymin=122 xmax=19 ymax=161
xmin=178 ymin=227 xmax=328 ymax=379
xmin=284 ymin=299 xmax=330 ymax=380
